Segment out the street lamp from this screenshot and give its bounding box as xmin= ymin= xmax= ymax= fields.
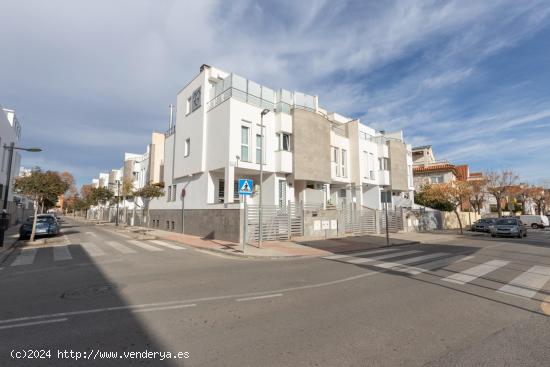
xmin=258 ymin=108 xmax=270 ymax=247
xmin=0 ymin=143 xmax=42 ymax=247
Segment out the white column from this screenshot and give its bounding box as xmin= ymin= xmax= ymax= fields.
xmin=225 ymin=165 xmax=235 ymax=204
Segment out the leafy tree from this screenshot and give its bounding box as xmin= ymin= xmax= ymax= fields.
xmin=414 ymin=184 xmax=454 ymax=211
xmin=133 ymin=184 xmax=164 ymax=227
xmin=420 ymin=182 xmax=472 ymax=234
xmin=88 ymin=187 xmax=114 ymax=206
xmin=14 ymin=169 xmax=70 ymax=241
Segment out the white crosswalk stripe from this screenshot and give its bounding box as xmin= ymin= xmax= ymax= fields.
xmin=148 ymin=240 xmax=186 ymax=250
xmin=498 ymin=266 xmax=550 ymax=298
xmin=127 ymin=240 xmax=163 ymax=252
xmin=11 ymin=248 xmax=38 ymax=266
xmin=399 ymin=254 xmax=469 ymax=275
xmin=443 ymin=259 xmax=509 ymax=285
xmin=376 ymin=252 xmax=449 ymax=270
xmin=323 ymin=248 xmax=400 ymax=260
xmin=53 ymin=245 xmax=72 ymax=261
xmin=345 ymin=250 xmax=422 ymax=264
xmin=81 ymin=242 xmax=107 ymax=257
xmin=105 ymin=241 xmax=136 ymax=254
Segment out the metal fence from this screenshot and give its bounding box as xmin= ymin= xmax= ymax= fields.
xmin=246 ymin=201 xmax=304 ymax=243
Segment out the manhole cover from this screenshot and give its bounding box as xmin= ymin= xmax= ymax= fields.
xmin=61 ymin=283 xmax=119 ymax=300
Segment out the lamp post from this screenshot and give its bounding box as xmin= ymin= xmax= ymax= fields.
xmin=0 ymin=143 xmax=42 ymax=247
xmin=115 ymin=180 xmax=121 ymax=226
xmin=258 ymin=108 xmax=270 ymax=247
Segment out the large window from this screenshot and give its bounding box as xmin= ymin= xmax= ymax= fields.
xmin=332 ymin=147 xmax=340 ymax=176
xmin=277 ymin=133 xmax=291 ymax=151
xmin=341 ymin=149 xmax=347 ymax=177
xmin=379 ymin=157 xmax=389 ymax=170
xmin=429 ymin=175 xmax=444 ymax=184
xmin=241 ymin=126 xmax=250 ymax=161
xmin=167 ymin=185 xmax=172 ymax=202
xmin=256 ymin=134 xmax=262 ymax=164
xmin=218 ymin=179 xmax=240 ymax=203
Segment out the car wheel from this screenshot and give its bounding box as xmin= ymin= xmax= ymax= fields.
xmin=531 ymin=224 xmax=538 ymax=229
xmin=491 ymin=234 xmax=496 ymax=238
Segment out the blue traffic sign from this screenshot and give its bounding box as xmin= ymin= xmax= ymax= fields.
xmin=238 ymin=179 xmax=253 ymax=196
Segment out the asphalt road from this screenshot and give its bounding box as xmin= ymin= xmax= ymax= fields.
xmin=0 ymin=218 xmax=549 ymax=366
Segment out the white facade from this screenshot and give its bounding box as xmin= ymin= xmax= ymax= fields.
xmin=150 ymin=65 xmax=414 ymax=213
xmin=0 ymin=106 xmax=22 ymax=204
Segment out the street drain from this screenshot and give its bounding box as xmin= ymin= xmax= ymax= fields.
xmin=61 ymin=283 xmax=119 ymax=300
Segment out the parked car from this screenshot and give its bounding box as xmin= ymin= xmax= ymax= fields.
xmin=472 ymin=218 xmax=497 ymax=232
xmin=19 ymin=215 xmax=60 ymax=240
xmin=519 ymin=214 xmax=549 ymax=229
xmin=489 ymin=218 xmax=527 ymax=238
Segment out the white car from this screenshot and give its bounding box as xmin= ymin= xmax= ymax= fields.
xmin=519 ymin=215 xmax=549 ymax=229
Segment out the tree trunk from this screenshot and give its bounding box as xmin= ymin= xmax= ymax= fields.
xmin=40 ymin=200 xmax=44 ymax=214
xmin=496 ymin=196 xmax=502 ymax=218
xmin=30 ymin=199 xmax=39 ymax=242
xmin=454 ymin=209 xmax=463 ymax=234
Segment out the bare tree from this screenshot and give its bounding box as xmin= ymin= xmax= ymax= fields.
xmin=467 ymin=179 xmax=486 ymax=214
xmin=422 ymin=181 xmax=472 ymax=234
xmin=485 ymin=170 xmax=519 ymax=217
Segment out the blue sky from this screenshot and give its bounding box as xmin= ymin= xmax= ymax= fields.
xmin=1 ymin=0 xmax=550 ymax=187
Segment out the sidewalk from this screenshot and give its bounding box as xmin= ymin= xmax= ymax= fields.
xmin=95 ymin=220 xmax=422 ymax=258
xmin=0 ymin=225 xmax=21 ymax=263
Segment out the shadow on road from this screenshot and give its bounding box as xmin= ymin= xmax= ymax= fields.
xmin=0 ymin=243 xmax=185 ymax=367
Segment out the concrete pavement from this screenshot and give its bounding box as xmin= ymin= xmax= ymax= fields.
xmin=0 ymin=218 xmax=549 ymax=366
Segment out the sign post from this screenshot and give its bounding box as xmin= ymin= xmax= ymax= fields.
xmin=238 ymin=179 xmax=253 ymax=254
xmin=382 ymin=189 xmax=391 ymax=247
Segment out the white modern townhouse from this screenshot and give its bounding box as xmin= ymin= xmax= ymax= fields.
xmin=148 ymin=65 xmax=414 ymax=242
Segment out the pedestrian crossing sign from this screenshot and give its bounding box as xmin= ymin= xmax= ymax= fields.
xmin=238 ymin=179 xmax=253 ymax=196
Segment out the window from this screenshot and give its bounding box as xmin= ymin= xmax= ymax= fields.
xmin=166 ymin=220 xmax=170 ymax=229
xmin=429 ymin=175 xmax=444 ymax=184
xmin=379 ymin=158 xmax=389 ymax=170
xmin=241 ymin=126 xmax=249 ymax=161
xmin=341 ymin=149 xmax=347 ymax=177
xmin=278 ymin=180 xmax=286 ymax=207
xmin=218 ymin=179 xmax=225 ymax=203
xmin=256 ymin=134 xmax=262 ymax=164
xmin=332 ymin=147 xmax=340 ymax=176
xmin=167 ymin=185 xmax=172 ymax=202
xmin=172 ymin=184 xmax=177 ymax=201
xmin=186 ymin=97 xmax=191 ymax=115
xmin=184 ymin=138 xmax=190 ymax=157
xmin=234 ymin=181 xmax=239 ymax=200
xmin=171 ymin=221 xmax=175 ymax=230
xmin=277 ymin=133 xmax=291 ymax=151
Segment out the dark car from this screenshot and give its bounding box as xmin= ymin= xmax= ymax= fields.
xmin=19 ymin=215 xmax=60 ymax=240
xmin=490 ymin=218 xmax=527 ymax=238
xmin=473 ymin=218 xmax=497 ymax=232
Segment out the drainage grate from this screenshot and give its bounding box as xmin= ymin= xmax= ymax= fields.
xmin=61 ymin=283 xmax=119 ymax=300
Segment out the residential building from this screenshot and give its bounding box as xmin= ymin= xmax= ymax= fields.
xmin=148 ymin=65 xmax=415 ymax=241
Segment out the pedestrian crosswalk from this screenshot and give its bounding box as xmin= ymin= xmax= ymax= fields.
xmin=322 ymin=248 xmax=550 ymax=301
xmin=5 ymin=239 xmax=187 ymax=267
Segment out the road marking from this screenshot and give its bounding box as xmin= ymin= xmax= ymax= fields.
xmin=11 ymin=248 xmax=38 ymax=266
xmin=105 ymin=241 xmax=136 ymax=254
xmin=148 ymin=240 xmax=186 ymax=250
xmin=127 ymin=240 xmax=162 ymax=252
xmin=110 ymin=231 xmax=133 ymax=239
xmin=81 ymin=242 xmax=106 ymax=257
xmin=237 ymin=294 xmax=283 ymax=302
xmin=53 ymin=245 xmax=72 ymax=261
xmin=376 ymin=252 xmax=448 ymax=270
xmin=442 ymin=259 xmax=509 ymax=285
xmin=498 ymin=266 xmax=550 ymax=299
xmin=323 ymin=248 xmax=400 ymax=260
xmin=400 ymin=255 xmax=468 ymax=275
xmin=132 ymin=304 xmax=196 ymax=313
xmin=85 ymin=232 xmax=98 ymax=237
xmin=456 ymin=255 xmax=475 ymax=263
xmin=0 ymin=270 xmax=384 ymax=325
xmin=0 ymin=318 xmax=68 ymax=330
xmin=345 ymin=250 xmax=421 ymax=264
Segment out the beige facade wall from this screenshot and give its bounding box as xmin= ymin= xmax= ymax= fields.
xmin=292 ymin=109 xmax=331 ymax=182
xmin=149 ymin=132 xmax=165 ymax=184
xmin=388 ymin=140 xmax=408 ymax=191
